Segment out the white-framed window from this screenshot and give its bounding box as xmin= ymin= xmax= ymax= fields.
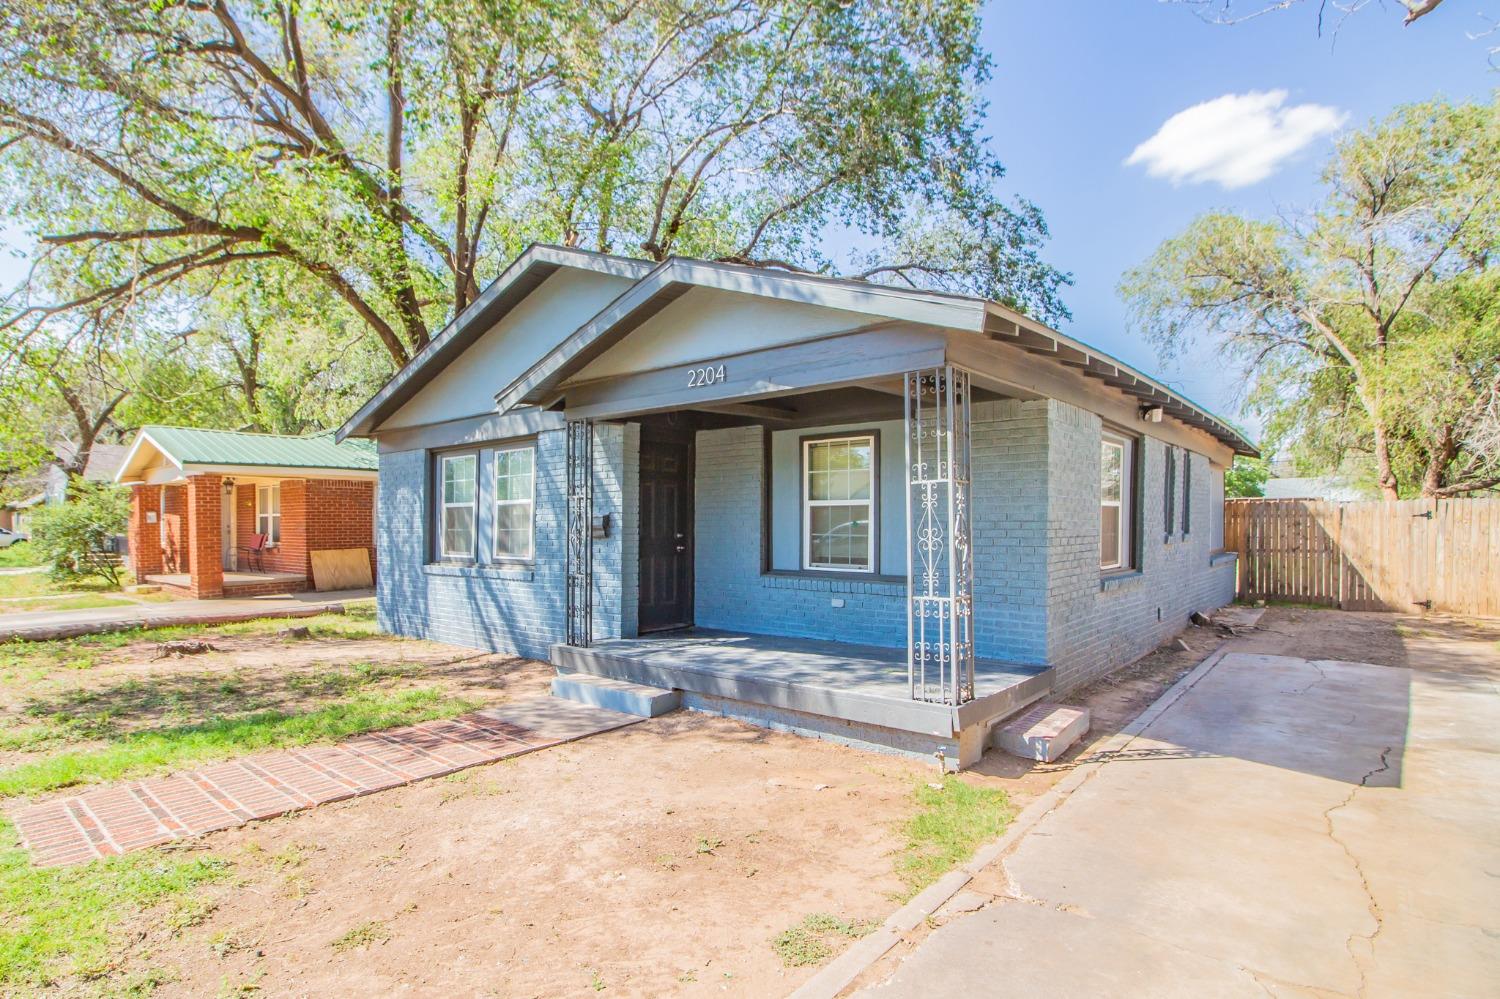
xmin=803 ymin=434 xmax=876 ymax=572
xmin=1101 ymin=432 xmax=1135 ymax=570
xmin=492 ymin=445 xmax=535 ymax=561
xmin=1181 ymin=451 xmax=1193 ymax=538
xmin=439 ymin=453 xmax=478 ymax=559
xmin=255 ymin=484 xmax=282 ymax=545
xmin=1210 ymin=464 xmax=1226 ymax=551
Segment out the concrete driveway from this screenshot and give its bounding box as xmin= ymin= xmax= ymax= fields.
xmin=861 ymin=625 xmax=1500 ymax=998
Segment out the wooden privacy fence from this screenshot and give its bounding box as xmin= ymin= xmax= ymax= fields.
xmin=1224 ymin=497 xmax=1500 ymax=618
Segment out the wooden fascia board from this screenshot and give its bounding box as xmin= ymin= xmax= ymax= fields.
xmin=115 ymin=430 xmax=180 ymax=484
xmin=555 ymin=325 xmax=948 ymax=422
xmin=947 ymin=332 xmax=1236 ymax=463
xmin=371 ymin=407 xmax=566 ymax=454
xmin=338 ymin=245 xmax=653 ymax=440
xmin=495 ymin=258 xmax=990 ymax=415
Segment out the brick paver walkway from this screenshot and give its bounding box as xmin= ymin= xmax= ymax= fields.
xmin=12 ymin=697 xmax=641 ymax=867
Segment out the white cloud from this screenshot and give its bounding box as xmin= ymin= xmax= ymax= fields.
xmin=1125 ymin=90 xmax=1347 ymax=189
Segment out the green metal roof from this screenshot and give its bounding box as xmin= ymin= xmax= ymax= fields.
xmin=141 ymin=426 xmax=379 ymax=471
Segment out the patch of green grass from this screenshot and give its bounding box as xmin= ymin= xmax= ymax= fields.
xmin=0 ymin=687 xmax=477 ymax=798
xmin=896 ymin=778 xmax=1013 ymax=896
xmin=0 ymin=542 xmax=46 ymax=569
xmin=287 ymin=660 xmax=425 ymax=696
xmin=0 ymin=593 xmax=134 ymax=615
xmin=0 ymin=604 xmax=382 ymax=674
xmin=0 ymin=572 xmax=119 ymax=602
xmin=771 ymin=913 xmax=876 ymax=967
xmin=0 ymin=817 xmax=230 ymax=990
xmin=330 ymin=919 xmax=390 ymax=952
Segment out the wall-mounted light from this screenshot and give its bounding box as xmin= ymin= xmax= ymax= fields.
xmin=1139 ymin=405 xmax=1164 ymax=423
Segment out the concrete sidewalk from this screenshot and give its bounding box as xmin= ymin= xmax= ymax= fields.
xmin=0 ymin=588 xmax=375 ymax=641
xmin=859 ymin=646 xmax=1500 ymax=998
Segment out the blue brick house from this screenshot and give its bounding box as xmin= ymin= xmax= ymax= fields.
xmin=340 ymin=246 xmax=1255 ymax=767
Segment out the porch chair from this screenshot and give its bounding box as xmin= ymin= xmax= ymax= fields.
xmin=238 ymin=533 xmax=268 ymax=572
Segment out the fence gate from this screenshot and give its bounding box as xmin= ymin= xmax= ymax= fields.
xmin=1223 ymin=497 xmax=1500 ymax=617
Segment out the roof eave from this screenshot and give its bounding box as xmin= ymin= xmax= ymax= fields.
xmin=337 ymin=244 xmax=655 ymax=441
xmin=494 ymin=256 xmax=990 ymax=414
xmin=980 ymin=303 xmax=1257 ymax=457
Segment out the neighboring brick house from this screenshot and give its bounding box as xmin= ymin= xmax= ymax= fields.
xmin=114 ymin=427 xmax=378 ymax=598
xmin=340 ymin=245 xmax=1257 ymax=768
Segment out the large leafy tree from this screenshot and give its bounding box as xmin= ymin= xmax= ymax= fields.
xmin=1121 ymin=97 xmax=1499 ymax=499
xmin=0 ymin=0 xmax=1068 ymax=374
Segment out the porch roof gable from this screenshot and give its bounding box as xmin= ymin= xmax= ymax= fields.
xmin=489 ymin=253 xmax=1258 ymax=457
xmin=337 ymin=244 xmax=656 ymax=439
xmin=116 ymin=426 xmax=378 ymax=485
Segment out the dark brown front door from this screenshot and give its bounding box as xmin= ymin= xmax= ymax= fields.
xmin=638 ymin=428 xmax=694 ymax=633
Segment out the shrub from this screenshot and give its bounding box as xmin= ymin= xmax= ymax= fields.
xmin=30 ymin=481 xmax=130 ymax=587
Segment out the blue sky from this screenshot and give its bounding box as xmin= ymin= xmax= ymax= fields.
xmin=1 ymin=2 xmax=1492 ymax=440
xmin=978 ymin=0 xmax=1496 ymax=431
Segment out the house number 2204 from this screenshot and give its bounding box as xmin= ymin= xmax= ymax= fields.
xmin=687 ymin=363 xmax=726 ymax=387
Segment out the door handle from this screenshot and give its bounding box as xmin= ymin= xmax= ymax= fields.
xmin=675 ymin=544 xmax=687 ymax=552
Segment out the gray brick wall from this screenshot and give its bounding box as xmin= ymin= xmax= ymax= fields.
xmin=693 ymin=404 xmax=1054 ymax=663
xmin=692 ymin=425 xmax=909 ymax=647
xmin=376 ymin=422 xmax=634 ymax=660
xmin=377 ymin=399 xmax=1233 ymax=689
xmin=1043 ymin=399 xmax=1235 ymax=693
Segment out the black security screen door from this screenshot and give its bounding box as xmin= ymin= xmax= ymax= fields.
xmin=638 ymin=420 xmax=695 ymax=633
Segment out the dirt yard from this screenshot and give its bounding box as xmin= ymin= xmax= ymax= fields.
xmin=80 ymin=618 xmax=1230 ymax=997
xmin=14 ymin=606 xmax=1489 ymax=997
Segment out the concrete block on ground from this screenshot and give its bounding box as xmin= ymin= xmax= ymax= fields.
xmin=994 ymin=702 xmax=1090 ymax=763
xmin=551 ymin=672 xmax=681 ymax=718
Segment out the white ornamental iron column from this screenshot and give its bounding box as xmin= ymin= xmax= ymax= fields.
xmin=904 ymin=366 xmax=975 ymax=705
xmin=565 ymin=418 xmax=594 ymax=647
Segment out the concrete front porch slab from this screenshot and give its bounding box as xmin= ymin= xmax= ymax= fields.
xmin=552 ymin=629 xmax=1053 ymax=768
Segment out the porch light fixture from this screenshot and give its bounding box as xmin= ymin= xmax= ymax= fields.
xmin=1138 ymin=404 xmax=1164 ymax=423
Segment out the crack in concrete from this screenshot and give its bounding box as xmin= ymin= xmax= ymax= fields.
xmin=1282 ymin=660 xmax=1330 ymax=696
xmin=1325 ymin=744 xmax=1393 ymax=998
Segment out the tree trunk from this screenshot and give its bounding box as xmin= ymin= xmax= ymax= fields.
xmin=1420 ymin=425 xmax=1459 ymax=498
xmin=1372 ymin=420 xmax=1401 ymax=500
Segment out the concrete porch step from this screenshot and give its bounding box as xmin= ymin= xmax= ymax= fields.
xmin=992 ymin=702 xmax=1091 ymax=763
xmin=551 ymin=672 xmax=681 ymax=718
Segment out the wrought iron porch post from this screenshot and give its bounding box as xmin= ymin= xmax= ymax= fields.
xmin=566 ymin=418 xmax=594 ymax=647
xmin=904 ymin=366 xmax=975 ymax=705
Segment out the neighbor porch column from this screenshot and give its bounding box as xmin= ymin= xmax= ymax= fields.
xmin=185 ymin=474 xmax=224 ymax=599
xmin=904 ymin=366 xmax=975 ymax=705
xmin=128 ymin=485 xmax=163 ymax=580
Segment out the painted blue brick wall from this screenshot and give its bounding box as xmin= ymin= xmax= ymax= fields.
xmin=376 ymin=401 xmax=1233 ymax=686
xmin=692 ymin=403 xmax=1052 ymax=663
xmin=1042 ymin=399 xmax=1236 ymax=692
xmin=692 ymin=425 xmax=909 ymax=648
xmin=376 ymin=423 xmax=632 ymax=660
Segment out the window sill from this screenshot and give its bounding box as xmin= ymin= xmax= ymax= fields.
xmin=1100 ymin=569 xmax=1144 ymax=592
xmin=761 ymin=570 xmax=906 ymax=596
xmin=423 ymin=562 xmax=535 ymax=583
xmin=1209 ymin=550 xmax=1238 ymax=568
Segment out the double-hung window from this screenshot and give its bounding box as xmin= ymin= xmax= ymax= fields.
xmin=492 ymin=446 xmax=535 ymax=560
xmin=439 ymin=453 xmax=478 ymax=559
xmin=1101 ymin=432 xmax=1135 ymax=570
xmin=256 ymin=484 xmax=282 ymax=545
xmin=1181 ymin=452 xmax=1192 ymax=538
xmin=803 ymin=434 xmax=876 ymax=572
